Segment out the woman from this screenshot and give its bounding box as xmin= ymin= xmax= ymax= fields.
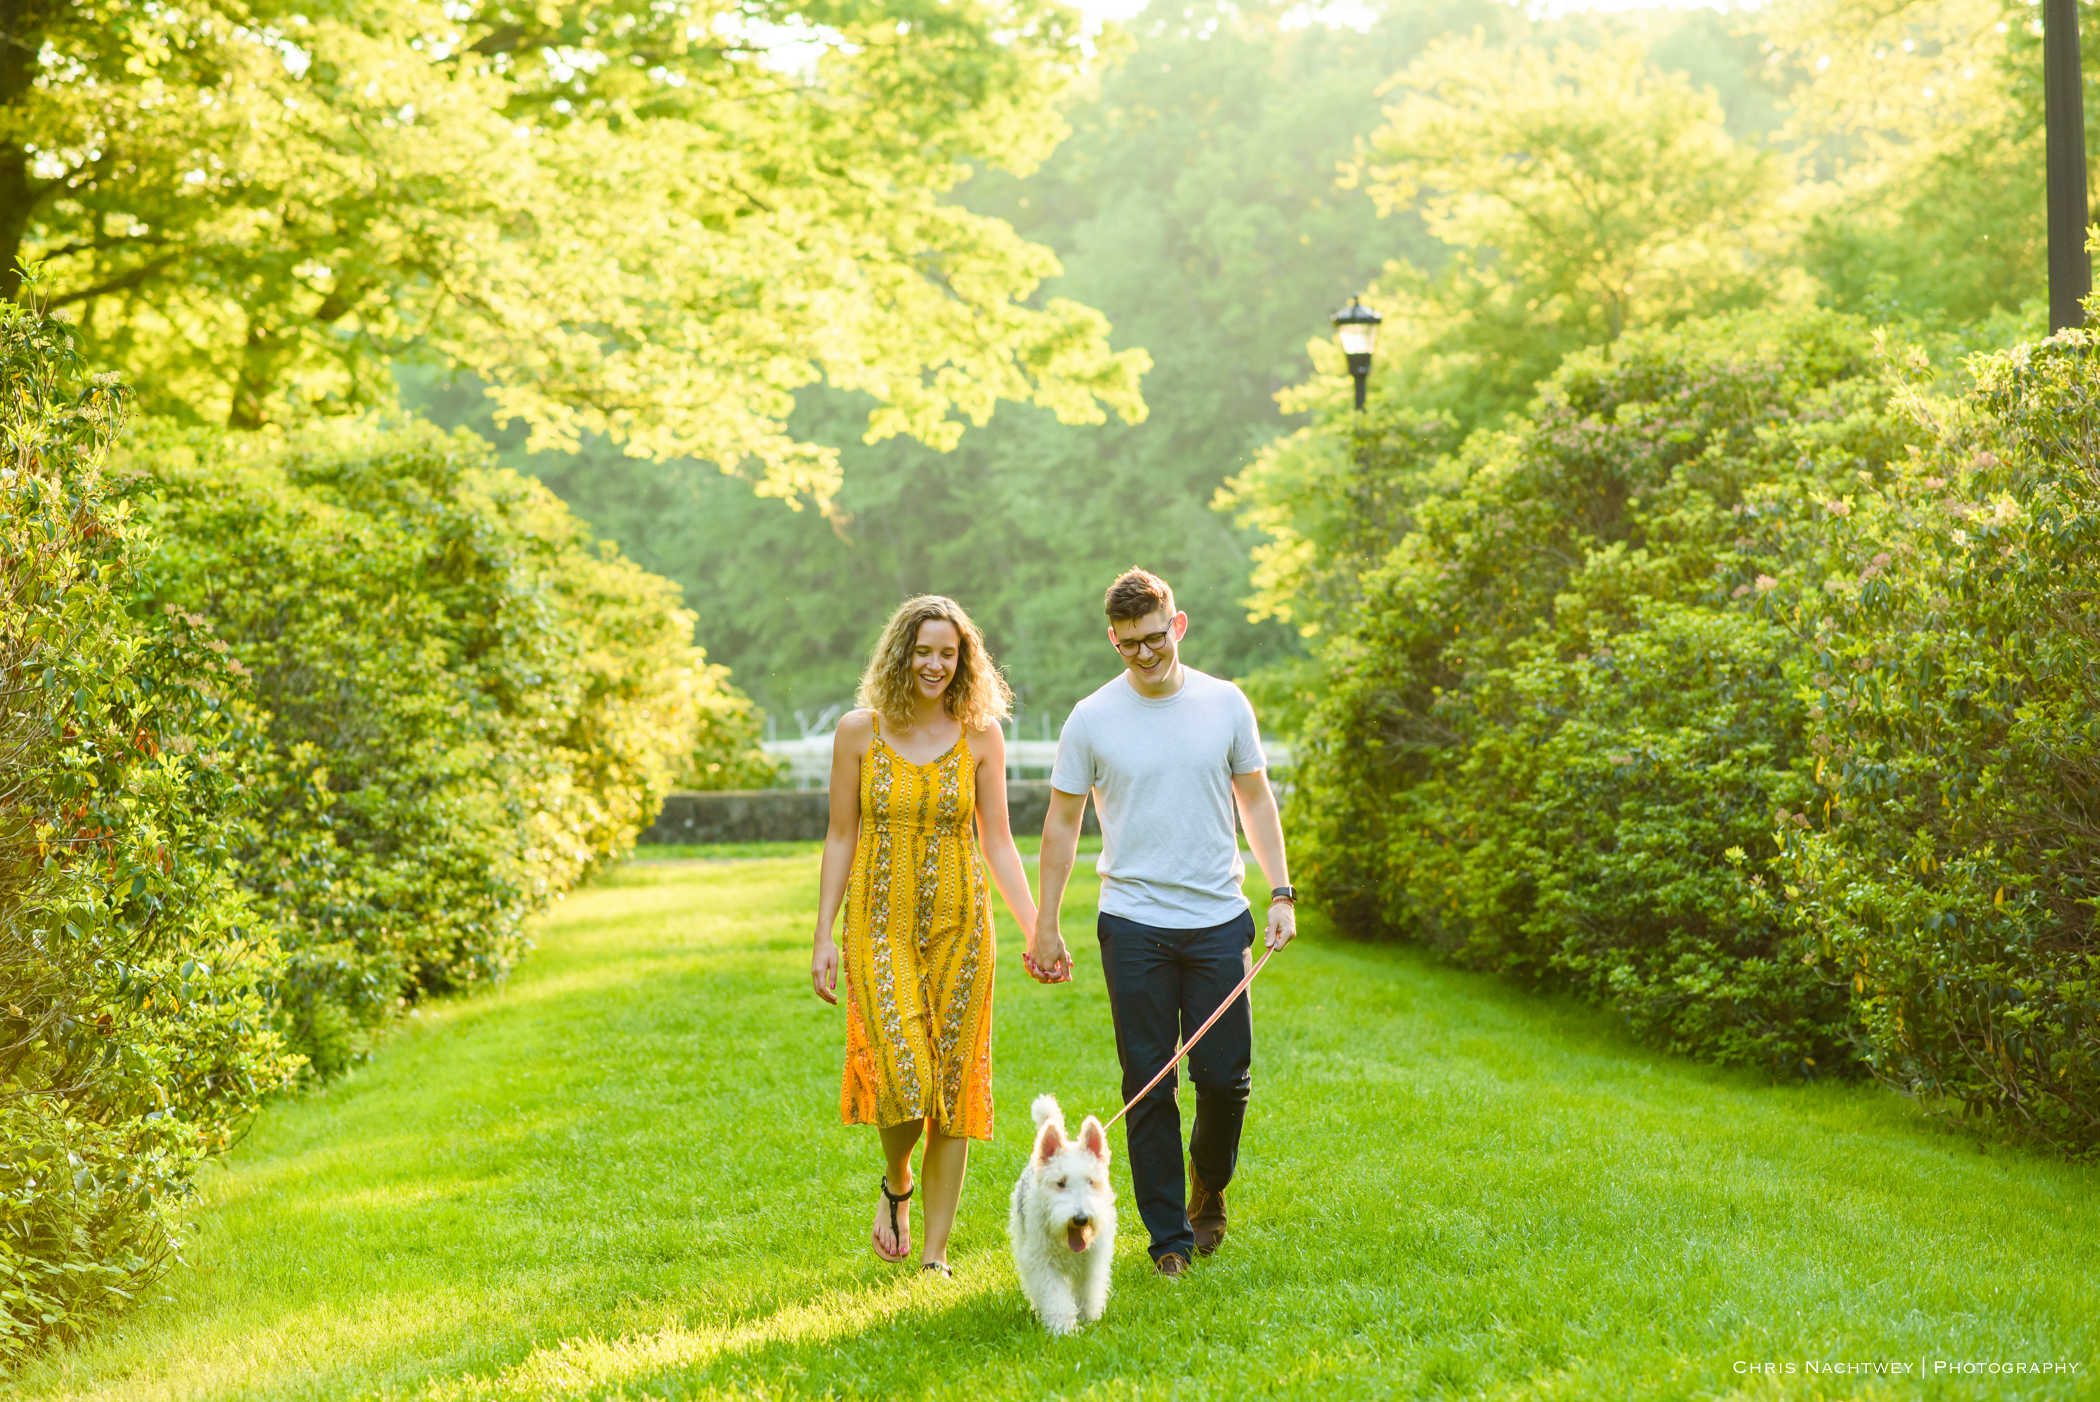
xmin=809 ymin=595 xmax=1040 ymax=1276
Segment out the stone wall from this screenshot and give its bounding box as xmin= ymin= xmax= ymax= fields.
xmin=639 ymin=780 xmax=1098 ymax=845
xmin=640 ymin=789 xmax=832 ymax=845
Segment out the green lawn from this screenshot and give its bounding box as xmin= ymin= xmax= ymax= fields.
xmin=17 ymin=847 xmax=2099 ymax=1401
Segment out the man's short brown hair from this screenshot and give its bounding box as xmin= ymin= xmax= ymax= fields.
xmin=1104 ymin=568 xmax=1175 ymax=624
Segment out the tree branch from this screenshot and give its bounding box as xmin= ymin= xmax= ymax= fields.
xmin=47 ymin=254 xmax=182 ymax=308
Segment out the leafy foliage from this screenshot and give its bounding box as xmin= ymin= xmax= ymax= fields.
xmin=5 ymin=0 xmax=1146 ymax=503
xmin=1343 ymin=29 xmax=1800 ymax=432
xmin=1278 ymin=298 xmax=2100 ymax=1153
xmin=1213 ymin=404 xmax=1462 ymax=734
xmin=1218 ymin=406 xmax=1462 ymax=643
xmin=129 ymin=422 xmax=740 ymax=1074
xmin=676 ymin=683 xmax=779 ymax=793
xmin=1292 ymin=309 xmax=1906 ymax=1073
xmin=1764 ymin=0 xmax=2098 ymax=329
xmin=1228 ymin=0 xmax=2100 ymax=1153
xmin=409 ymin=0 xmax=1517 ymax=724
xmin=1778 ymin=332 xmax=2100 ymax=1153
xmin=0 ymin=308 xmax=298 ymax=1358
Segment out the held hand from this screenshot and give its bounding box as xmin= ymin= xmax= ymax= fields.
xmin=811 ymin=932 xmax=841 ymax=1004
xmin=1263 ymin=898 xmax=1297 ymax=951
xmin=1027 ymin=924 xmax=1074 ymax=984
xmin=1016 ymin=908 xmax=1052 ymax=984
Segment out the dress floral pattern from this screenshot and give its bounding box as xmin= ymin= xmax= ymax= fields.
xmin=839 ymin=719 xmax=996 ymax=1140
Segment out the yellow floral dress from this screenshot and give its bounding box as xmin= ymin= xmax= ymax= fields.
xmin=839 ymin=719 xmax=996 ymax=1140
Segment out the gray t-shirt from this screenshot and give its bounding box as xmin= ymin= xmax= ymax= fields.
xmin=1051 ymin=667 xmax=1267 ymax=927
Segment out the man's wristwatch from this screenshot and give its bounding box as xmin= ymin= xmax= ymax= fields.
xmin=1268 ymin=885 xmax=1297 ymax=906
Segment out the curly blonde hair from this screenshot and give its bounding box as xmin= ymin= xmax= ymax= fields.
xmin=856 ymin=595 xmax=1012 ymax=731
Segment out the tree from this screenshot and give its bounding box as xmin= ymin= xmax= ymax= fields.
xmin=1219 ymin=25 xmax=1803 ymax=693
xmin=132 ymin=419 xmax=750 ymax=1072
xmin=1287 ymin=308 xmax=1902 ymax=1074
xmin=1344 ymin=31 xmax=1798 ymax=428
xmin=1763 ymin=0 xmax=2094 ymax=329
xmin=413 ymin=0 xmax=1494 ymax=723
xmin=2 ymin=0 xmax=1146 ymax=503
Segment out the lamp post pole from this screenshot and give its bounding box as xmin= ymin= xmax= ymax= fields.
xmin=1330 ymin=297 xmax=1383 ymax=411
xmin=2046 ymin=0 xmax=2091 ymax=332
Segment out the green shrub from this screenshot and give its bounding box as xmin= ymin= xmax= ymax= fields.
xmin=1267 ymin=303 xmax=2100 ymax=1144
xmin=1294 ymin=308 xmax=1906 ymax=1070
xmin=128 ymin=422 xmax=747 ymax=1073
xmin=0 ymin=309 xmax=299 ymax=1358
xmin=1220 ymin=405 xmax=1465 ymax=642
xmin=1218 ymin=405 xmax=1465 ymax=736
xmin=677 ymin=676 xmax=778 ymax=792
xmin=1779 ymin=332 xmax=2100 ymax=1153
xmin=0 ymin=321 xmax=766 ymax=1356
xmin=1410 ymin=604 xmax=1854 ymax=1069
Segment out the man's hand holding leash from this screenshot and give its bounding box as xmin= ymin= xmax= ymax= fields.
xmin=1232 ymin=766 xmax=1295 ymax=953
xmin=1263 ymin=886 xmax=1297 ymax=951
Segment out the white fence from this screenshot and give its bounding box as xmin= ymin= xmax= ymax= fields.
xmin=761 ymin=733 xmax=1292 ymax=790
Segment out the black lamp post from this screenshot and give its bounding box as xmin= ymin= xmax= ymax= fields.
xmin=1331 ymin=297 xmax=1383 ymax=410
xmin=2046 ymin=0 xmax=2091 ymax=332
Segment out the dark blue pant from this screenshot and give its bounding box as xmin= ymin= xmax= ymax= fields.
xmin=1097 ymin=908 xmax=1254 ymax=1263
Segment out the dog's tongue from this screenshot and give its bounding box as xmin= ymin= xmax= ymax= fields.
xmin=1066 ymin=1225 xmax=1090 ymax=1253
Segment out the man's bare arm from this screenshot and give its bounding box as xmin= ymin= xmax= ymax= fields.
xmin=1232 ymin=768 xmax=1296 ymax=951
xmin=1032 ymin=787 xmax=1087 ymax=982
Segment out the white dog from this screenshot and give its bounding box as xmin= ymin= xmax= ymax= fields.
xmin=1008 ymin=1094 xmax=1116 ymax=1335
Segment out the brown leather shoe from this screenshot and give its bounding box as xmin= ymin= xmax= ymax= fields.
xmin=1189 ymin=1168 xmax=1228 ymax=1257
xmin=1153 ymin=1251 xmax=1190 ymax=1280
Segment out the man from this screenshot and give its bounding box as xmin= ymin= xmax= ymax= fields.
xmin=1030 ymin=567 xmax=1296 ymax=1280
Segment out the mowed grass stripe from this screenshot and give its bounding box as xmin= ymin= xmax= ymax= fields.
xmin=16 ymin=850 xmax=2098 ymax=1401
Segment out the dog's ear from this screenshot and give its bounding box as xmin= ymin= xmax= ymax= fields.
xmin=1033 ymin=1114 xmax=1065 ymax=1166
xmin=1078 ymin=1115 xmax=1109 ymax=1163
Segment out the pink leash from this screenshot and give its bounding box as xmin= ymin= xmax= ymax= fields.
xmin=1103 ymin=944 xmax=1276 ymax=1131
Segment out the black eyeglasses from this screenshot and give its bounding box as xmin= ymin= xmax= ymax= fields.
xmin=1113 ymin=629 xmax=1172 ymax=657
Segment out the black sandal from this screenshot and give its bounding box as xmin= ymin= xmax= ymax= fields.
xmin=876 ymin=1176 xmax=913 ymax=1262
xmin=922 ymin=1261 xmax=952 ymax=1278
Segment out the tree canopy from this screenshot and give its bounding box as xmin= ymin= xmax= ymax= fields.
xmin=1338 ymin=29 xmax=1797 ymax=430
xmin=413 ymin=0 xmax=1502 ymax=724
xmin=4 ymin=0 xmax=1147 ymax=502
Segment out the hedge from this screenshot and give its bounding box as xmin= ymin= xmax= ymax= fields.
xmin=1292 ymin=308 xmax=1902 ymax=1075
xmin=1288 ymin=307 xmax=2100 ymax=1152
xmin=0 ymin=308 xmax=299 ymax=1360
xmin=4 ymin=305 xmax=775 ymax=1354
xmin=129 ymin=421 xmax=771 ymax=1075
xmin=1778 ymin=332 xmax=2100 ymax=1153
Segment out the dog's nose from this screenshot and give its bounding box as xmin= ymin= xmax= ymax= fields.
xmin=1070 ymin=1215 xmax=1090 ymax=1228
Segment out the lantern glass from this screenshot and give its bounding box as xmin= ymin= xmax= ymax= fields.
xmin=1331 ymin=298 xmax=1383 ymax=357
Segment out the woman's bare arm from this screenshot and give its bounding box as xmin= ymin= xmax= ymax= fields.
xmin=810 ymin=710 xmax=873 ymax=1004
xmin=970 ymin=724 xmax=1040 ymax=956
